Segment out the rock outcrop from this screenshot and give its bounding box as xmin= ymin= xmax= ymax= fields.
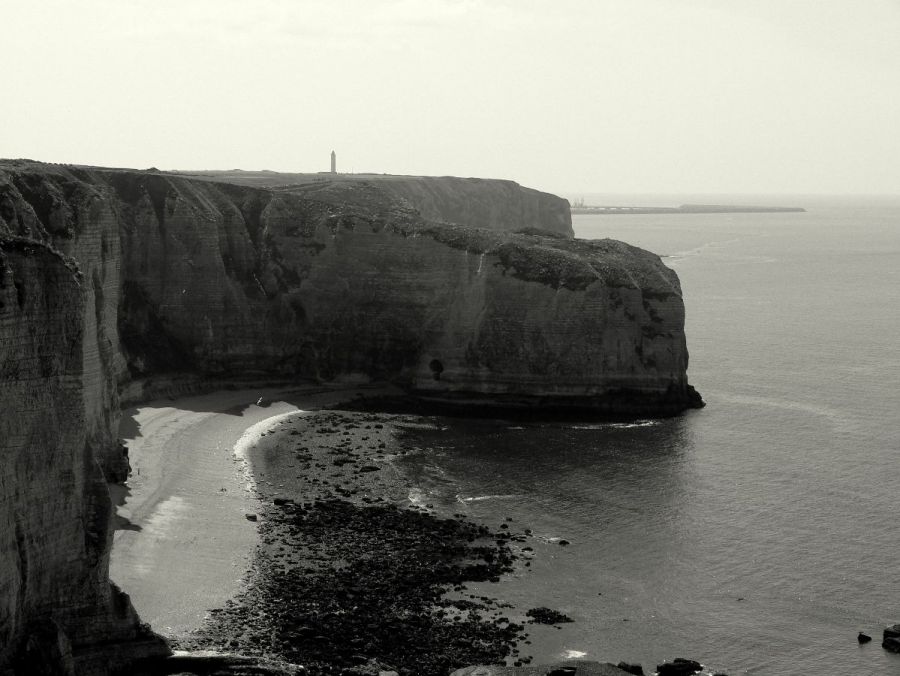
xmin=0 ymin=237 xmax=167 ymax=675
xmin=0 ymin=159 xmax=700 ymax=674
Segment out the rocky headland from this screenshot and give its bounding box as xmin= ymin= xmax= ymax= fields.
xmin=0 ymin=160 xmax=701 ymax=674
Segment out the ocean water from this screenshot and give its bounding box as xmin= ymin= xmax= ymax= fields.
xmin=394 ymin=196 xmax=900 ymax=675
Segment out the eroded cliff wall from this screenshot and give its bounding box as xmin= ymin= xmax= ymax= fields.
xmin=0 ymin=238 xmax=166 ymax=675
xmin=0 ymin=162 xmax=698 ymax=413
xmin=0 ymin=161 xmax=698 ymax=674
xmin=0 ymin=169 xmax=128 ymax=480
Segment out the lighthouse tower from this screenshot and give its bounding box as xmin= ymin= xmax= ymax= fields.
xmin=330 ymin=150 xmax=336 ymax=174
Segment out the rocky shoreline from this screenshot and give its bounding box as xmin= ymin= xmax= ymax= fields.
xmin=121 ymin=404 xmax=735 ymax=676
xmin=170 ymin=409 xmax=541 ymax=675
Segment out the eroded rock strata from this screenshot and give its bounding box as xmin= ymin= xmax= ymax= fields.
xmin=0 ymin=160 xmax=700 ymax=674
xmin=0 ymin=161 xmax=699 ymax=416
xmin=0 ymin=237 xmax=167 ymax=676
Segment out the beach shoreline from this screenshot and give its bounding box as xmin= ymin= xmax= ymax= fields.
xmin=109 ymin=385 xmax=394 ymax=637
xmin=112 ymin=388 xmax=649 ymax=676
xmin=170 ymin=406 xmax=545 ymax=675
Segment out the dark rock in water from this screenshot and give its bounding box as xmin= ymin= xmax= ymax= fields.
xmin=883 ymin=625 xmax=900 ymax=652
xmin=525 ymin=607 xmax=574 ymax=624
xmin=245 ymin=513 xmax=258 ymax=522
xmin=359 ymin=465 xmax=381 ymax=472
xmin=883 ymin=636 xmax=900 ymax=653
xmin=616 ymin=662 xmax=644 ymax=675
xmin=547 ymin=668 xmax=578 ymax=676
xmin=858 ymin=632 xmax=872 ymax=643
xmin=883 ymin=624 xmax=900 ymax=639
xmin=558 ymin=539 xmax=570 ymax=546
xmin=274 ymin=497 xmax=292 ymax=506
xmin=656 ymin=658 xmax=702 ymax=675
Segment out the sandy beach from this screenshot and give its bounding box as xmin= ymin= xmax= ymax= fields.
xmin=111 ymin=388 xmax=585 ymax=675
xmin=109 ymin=385 xmax=386 ymax=637
xmin=179 ymin=408 xmax=533 ymax=675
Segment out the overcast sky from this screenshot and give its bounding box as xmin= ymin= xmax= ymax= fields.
xmin=5 ymin=0 xmax=899 ymax=194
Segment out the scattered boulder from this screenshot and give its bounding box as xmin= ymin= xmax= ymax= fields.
xmin=858 ymin=632 xmax=872 ymax=644
xmin=245 ymin=513 xmax=258 ymax=522
xmin=616 ymin=663 xmax=643 ymax=675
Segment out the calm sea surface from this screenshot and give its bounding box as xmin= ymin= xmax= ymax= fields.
xmin=395 ymin=196 xmax=900 ymax=675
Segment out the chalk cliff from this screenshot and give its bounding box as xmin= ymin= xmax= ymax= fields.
xmin=0 ymin=162 xmax=698 ymax=414
xmin=0 ymin=160 xmax=699 ymax=674
xmin=0 ymin=237 xmax=167 ymax=675
xmin=0 ymin=167 xmax=128 ymax=481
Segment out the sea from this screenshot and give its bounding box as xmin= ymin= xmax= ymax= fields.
xmin=393 ymin=195 xmax=900 ymax=675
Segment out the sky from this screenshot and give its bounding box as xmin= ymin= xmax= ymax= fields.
xmin=4 ymin=0 xmax=900 ymax=195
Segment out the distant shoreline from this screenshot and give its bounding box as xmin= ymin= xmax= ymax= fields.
xmin=571 ymin=203 xmax=806 ymax=215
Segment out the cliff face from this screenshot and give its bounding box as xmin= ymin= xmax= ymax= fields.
xmin=0 ymin=168 xmax=128 ymax=480
xmin=0 ymin=162 xmax=697 ymax=413
xmin=0 ymin=160 xmax=698 ymax=674
xmin=0 ymin=238 xmax=166 ymax=675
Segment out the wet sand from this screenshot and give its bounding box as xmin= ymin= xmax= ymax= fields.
xmin=109 ymin=385 xmax=386 ymax=637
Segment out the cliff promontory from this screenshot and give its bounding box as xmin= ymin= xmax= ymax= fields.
xmin=0 ymin=160 xmax=700 ymax=674
xmin=0 ymin=162 xmax=697 ymax=414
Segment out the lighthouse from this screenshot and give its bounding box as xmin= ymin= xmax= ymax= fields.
xmin=330 ymin=150 xmax=336 ymax=174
